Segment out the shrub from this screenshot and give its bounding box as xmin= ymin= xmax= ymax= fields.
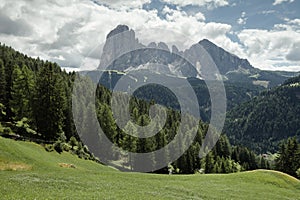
xmin=54 ymin=141 xmax=63 ymax=153
xmin=296 ymin=168 xmax=300 ymax=178
xmin=62 ymin=143 xmax=71 ymax=152
xmin=45 ymin=144 xmax=54 ymax=152
xmin=15 ymin=118 xmax=36 ymax=137
xmin=69 ymin=136 xmax=78 ymax=149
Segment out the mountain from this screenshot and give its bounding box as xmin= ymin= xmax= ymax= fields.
xmin=224 ymin=75 xmax=300 ymax=153
xmin=98 ymin=25 xmax=298 ymax=88
xmin=93 ymin=25 xmax=300 ymax=153
xmin=199 ymin=39 xmax=299 ymax=87
xmin=99 ymin=25 xmax=197 ymax=78
xmin=81 ymin=25 xmax=299 ymax=122
xmin=199 ymin=39 xmax=253 ymax=74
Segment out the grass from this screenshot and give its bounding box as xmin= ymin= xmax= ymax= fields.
xmin=0 ymin=137 xmax=299 ymax=199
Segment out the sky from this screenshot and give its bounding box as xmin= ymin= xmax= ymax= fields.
xmin=0 ymin=0 xmax=299 ymax=72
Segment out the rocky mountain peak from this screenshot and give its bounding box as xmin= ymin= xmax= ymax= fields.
xmin=199 ymin=39 xmax=254 ymax=74
xmin=106 ymin=25 xmax=130 ymax=39
xmin=99 ymin=24 xmax=142 ymax=69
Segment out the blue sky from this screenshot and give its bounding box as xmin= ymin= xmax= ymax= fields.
xmin=0 ymin=0 xmax=299 ymax=71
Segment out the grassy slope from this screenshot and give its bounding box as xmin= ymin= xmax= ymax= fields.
xmin=0 ymin=137 xmax=299 ymax=200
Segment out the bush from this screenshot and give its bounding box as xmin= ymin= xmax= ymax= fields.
xmin=54 ymin=141 xmax=63 ymax=153
xmin=62 ymin=143 xmax=71 ymax=152
xmin=15 ymin=118 xmax=36 ymax=137
xmin=296 ymin=168 xmax=300 ymax=178
xmin=45 ymin=144 xmax=54 ymax=152
xmin=69 ymin=136 xmax=78 ymax=149
xmin=76 ymin=148 xmax=85 ymax=159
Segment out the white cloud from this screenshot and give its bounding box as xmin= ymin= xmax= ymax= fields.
xmin=0 ymin=0 xmax=298 ymax=72
xmin=273 ymin=0 xmax=294 ymax=6
xmin=194 ymin=12 xmax=206 ymax=21
xmin=241 ymin=12 xmax=246 ymax=18
xmin=0 ymin=1 xmax=237 ymax=71
xmin=286 ymin=42 xmax=300 ymax=61
xmin=135 ymin=6 xmax=236 ymax=53
xmin=237 ymin=21 xmax=300 ymax=71
xmin=92 ymin=0 xmax=151 ymax=9
xmin=237 ymin=12 xmax=247 ymax=25
xmin=160 ymin=0 xmax=229 ymax=9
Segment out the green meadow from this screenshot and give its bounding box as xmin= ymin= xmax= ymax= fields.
xmin=0 ymin=137 xmax=299 ymax=200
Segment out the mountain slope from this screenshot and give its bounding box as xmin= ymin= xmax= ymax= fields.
xmin=0 ymin=137 xmax=299 ymax=199
xmin=199 ymin=39 xmax=298 ymax=87
xmin=224 ymin=75 xmax=300 ymax=153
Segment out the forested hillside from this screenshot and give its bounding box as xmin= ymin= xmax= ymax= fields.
xmin=224 ymin=75 xmax=300 ymax=153
xmin=0 ymin=43 xmax=77 ymax=141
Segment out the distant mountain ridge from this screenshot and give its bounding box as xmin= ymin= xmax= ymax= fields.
xmin=98 ymin=25 xmax=298 ymax=88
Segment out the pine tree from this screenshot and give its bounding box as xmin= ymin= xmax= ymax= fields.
xmin=98 ymin=103 xmax=118 ymax=143
xmin=133 ymin=115 xmax=156 ymax=171
xmin=34 ymin=62 xmax=66 ymax=141
xmin=122 ymin=121 xmax=138 ymax=170
xmin=0 ymin=59 xmax=6 ymax=105
xmin=3 ymin=56 xmax=15 ymax=120
xmin=275 ymin=137 xmax=300 ymax=176
xmin=10 ymin=64 xmax=35 ymax=121
xmin=205 ymin=152 xmax=215 ymax=173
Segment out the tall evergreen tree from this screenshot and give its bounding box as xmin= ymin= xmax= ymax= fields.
xmin=122 ymin=121 xmax=138 ymax=170
xmin=10 ymin=65 xmax=35 ymax=121
xmin=275 ymin=137 xmax=300 ymax=176
xmin=204 ymin=152 xmax=215 ymax=173
xmin=34 ymin=62 xmax=66 ymax=141
xmin=0 ymin=59 xmax=6 ymax=105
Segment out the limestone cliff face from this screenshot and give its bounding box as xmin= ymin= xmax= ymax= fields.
xmin=99 ymin=25 xmax=142 ymax=70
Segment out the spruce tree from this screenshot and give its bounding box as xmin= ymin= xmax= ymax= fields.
xmin=10 ymin=64 xmax=35 ymax=121
xmin=205 ymin=152 xmax=215 ymax=173
xmin=0 ymin=59 xmax=6 ymax=104
xmin=35 ymin=62 xmax=66 ymax=141
xmin=122 ymin=121 xmax=138 ymax=170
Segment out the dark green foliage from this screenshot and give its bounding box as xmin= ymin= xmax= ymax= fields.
xmin=225 ymin=77 xmax=300 ymax=153
xmin=34 ymin=62 xmax=67 ymax=141
xmin=0 ymin=44 xmax=78 ymax=143
xmin=231 ymin=146 xmax=257 ymax=170
xmin=44 ymin=144 xmax=54 ymax=152
xmin=296 ymin=168 xmax=300 ymax=178
xmin=10 ymin=64 xmax=35 ymax=121
xmin=14 ymin=117 xmax=37 ymax=137
xmin=204 ymin=152 xmax=215 ymax=173
xmin=0 ymin=59 xmax=6 ymax=104
xmin=0 ymin=103 xmax=5 ymax=120
xmin=69 ymin=136 xmax=78 ymax=150
xmin=201 ymin=135 xmax=258 ymax=173
xmin=53 ymin=140 xmax=64 ymax=153
xmin=275 ymin=137 xmax=300 ymax=177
